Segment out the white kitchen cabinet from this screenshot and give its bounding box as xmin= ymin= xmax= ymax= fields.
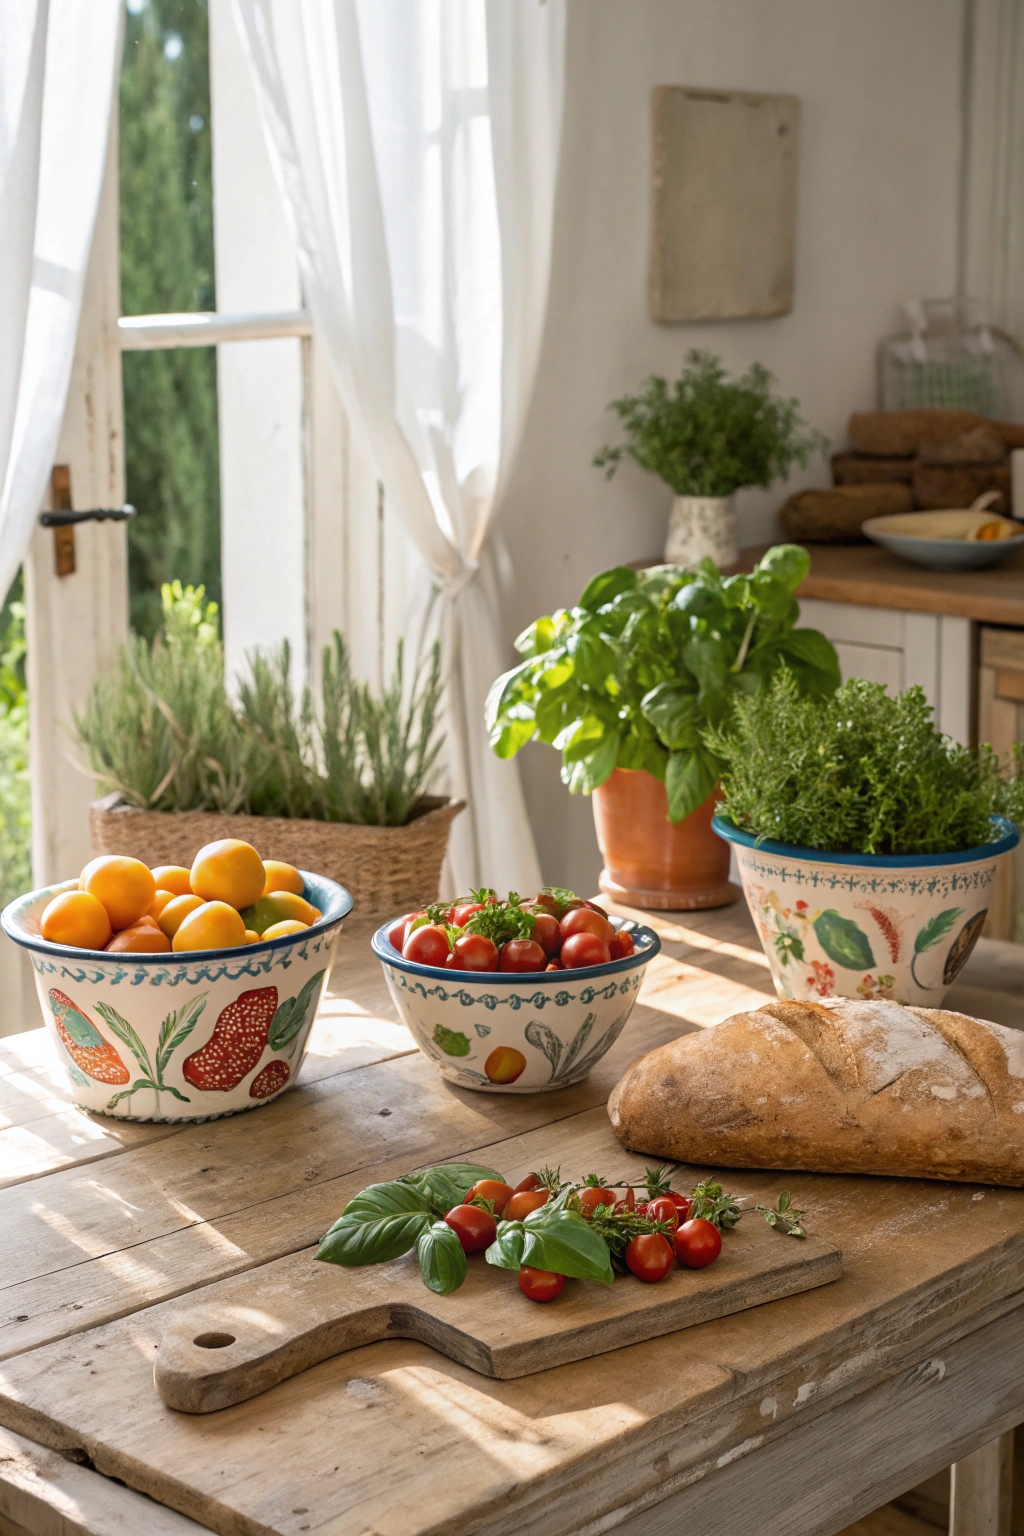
xmin=798 ymin=597 xmax=972 ymax=745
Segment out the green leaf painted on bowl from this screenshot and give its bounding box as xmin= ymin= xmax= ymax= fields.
xmin=433 ymin=1024 xmax=471 ymax=1057
xmin=914 ymin=908 xmax=963 ymax=955
xmin=813 ymin=910 xmax=875 ymax=971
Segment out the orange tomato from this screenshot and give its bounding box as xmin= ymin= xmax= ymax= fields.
xmin=40 ymin=890 xmax=112 ymax=951
xmin=262 ymin=860 xmax=304 ymax=897
xmin=244 ymin=929 xmax=260 ymax=944
xmin=106 ymin=924 xmax=171 ymax=954
xmin=261 ymin=919 xmax=309 ymax=940
xmin=134 ymin=914 xmax=161 ymax=929
xmin=150 ymin=865 xmax=193 ymax=897
xmin=157 ymin=893 xmax=205 ymax=939
xmin=172 ymin=901 xmax=247 ymax=952
xmin=190 ymin=840 xmax=266 ymax=911
xmin=80 ymin=856 xmax=156 ymax=931
xmin=484 ymin=1045 xmax=527 ymax=1084
xmin=148 ymin=890 xmax=176 ymax=921
xmin=506 ymin=1189 xmax=548 ymax=1221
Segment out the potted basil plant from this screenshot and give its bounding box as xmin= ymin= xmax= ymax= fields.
xmin=709 ymin=671 xmax=1023 ymax=1004
xmin=594 ymin=350 xmax=827 ymax=568
xmin=486 ymin=544 xmax=839 ymax=910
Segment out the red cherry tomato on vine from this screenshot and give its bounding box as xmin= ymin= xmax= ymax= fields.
xmin=448 ymin=932 xmax=499 ymax=971
xmin=499 ymin=939 xmax=547 ymax=973
xmin=451 ymin=901 xmax=487 ymax=927
xmin=646 ymin=1196 xmax=680 ymax=1231
xmin=513 ymin=1173 xmax=541 ymax=1193
xmin=443 ymin=1203 xmax=497 ymax=1254
xmin=674 ymin=1217 xmax=722 ymax=1269
xmin=577 ymin=1186 xmax=617 ymax=1218
xmin=403 ymin=923 xmax=451 ymax=967
xmin=530 ymin=912 xmax=562 ymax=957
xmin=668 ymin=1192 xmax=692 ymax=1221
xmin=506 ymin=1189 xmax=548 ymax=1221
xmin=625 ymin=1232 xmax=675 ymax=1283
xmin=390 ymin=910 xmax=427 ymax=952
xmin=561 ymin=931 xmax=611 ymax=969
xmin=465 ymin=1179 xmax=513 ymax=1217
xmin=608 ymin=931 xmax=635 ymax=960
xmin=560 ymin=907 xmax=615 ymax=945
xmin=518 ymin=1265 xmax=565 ymax=1302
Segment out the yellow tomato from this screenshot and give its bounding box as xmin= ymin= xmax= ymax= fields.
xmin=150 ymin=865 xmax=193 ymax=897
xmin=148 ymin=890 xmax=176 ymax=921
xmin=260 ymin=919 xmax=309 ymax=940
xmin=80 ymin=856 xmax=156 ymax=931
xmin=157 ymin=893 xmax=205 ymax=939
xmin=190 ymin=840 xmax=266 ymax=911
xmin=241 ymin=891 xmax=321 ymax=935
xmin=244 ymin=929 xmax=260 ymax=944
xmin=262 ymin=860 xmax=304 ymax=897
xmin=172 ymin=901 xmax=248 ymax=952
xmin=106 ymin=924 xmax=171 ymax=954
xmin=40 ymin=890 xmax=112 ymax=951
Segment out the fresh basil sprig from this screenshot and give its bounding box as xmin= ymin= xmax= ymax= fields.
xmin=417 ymin=1221 xmax=468 ymax=1293
xmin=316 ymin=1162 xmax=502 ymax=1272
xmin=486 ymin=1203 xmax=614 ymax=1286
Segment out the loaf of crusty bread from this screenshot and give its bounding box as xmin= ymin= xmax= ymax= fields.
xmin=608 ymin=999 xmax=1024 ymax=1186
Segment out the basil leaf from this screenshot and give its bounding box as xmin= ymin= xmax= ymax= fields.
xmin=401 ymin=1162 xmax=505 ymax=1216
xmin=316 ymin=1181 xmax=436 ymax=1267
xmin=666 ymin=745 xmax=719 ymax=822
xmin=641 ymin=683 xmax=701 ymax=750
xmin=417 ymin=1221 xmax=468 ymax=1295
xmin=756 ymin=542 xmax=809 ymax=594
xmin=579 ymin=565 xmax=638 ymax=612
xmin=485 ymin=1220 xmax=528 ymax=1272
xmin=520 ymin=1206 xmax=615 ymax=1285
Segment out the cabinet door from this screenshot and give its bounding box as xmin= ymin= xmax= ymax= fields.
xmin=978 ymin=628 xmax=1024 ymax=943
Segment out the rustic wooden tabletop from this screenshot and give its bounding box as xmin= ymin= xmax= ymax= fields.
xmin=0 ymin=905 xmax=1022 ymax=1536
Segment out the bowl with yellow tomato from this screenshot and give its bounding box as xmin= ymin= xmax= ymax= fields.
xmin=1 ymin=840 xmax=352 ymax=1121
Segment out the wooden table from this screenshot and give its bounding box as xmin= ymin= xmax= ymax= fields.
xmin=1 ymin=906 xmax=1022 ymax=1536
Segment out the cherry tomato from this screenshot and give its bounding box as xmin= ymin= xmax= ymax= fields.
xmin=444 ymin=1203 xmax=497 ymax=1254
xmin=506 ymin=1189 xmax=548 ymax=1221
xmin=448 ymin=933 xmax=499 ymax=971
xmin=560 ymin=907 xmax=615 ymax=945
xmin=545 ymin=960 xmax=564 ymax=971
xmin=402 ymin=923 xmax=451 ymax=967
xmin=499 ymin=939 xmax=548 ymax=973
xmin=577 ymin=1186 xmax=617 ymax=1218
xmin=388 ymin=915 xmax=411 ymax=951
xmin=561 ymin=932 xmax=611 ymax=969
xmin=626 ymin=1232 xmax=675 ymax=1283
xmin=518 ymin=1265 xmax=565 ymax=1302
xmin=668 ymin=1192 xmax=693 ymax=1221
xmin=465 ymin=1179 xmax=514 ymax=1217
xmin=646 ymin=1196 xmax=679 ymax=1232
xmin=451 ymin=901 xmax=487 ymax=927
xmin=530 ymin=912 xmax=562 ymax=958
xmin=608 ymin=931 xmax=635 ymax=960
xmin=674 ymin=1217 xmax=722 ymax=1269
xmin=513 ymin=1173 xmax=541 ymax=1193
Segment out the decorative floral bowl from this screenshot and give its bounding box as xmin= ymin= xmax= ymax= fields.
xmin=1 ymin=872 xmax=352 ymax=1122
xmin=371 ymin=917 xmax=661 ymax=1092
xmin=713 ymin=815 xmax=1019 ymax=1006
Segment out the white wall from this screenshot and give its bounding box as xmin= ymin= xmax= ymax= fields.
xmin=497 ymin=0 xmax=965 ymax=896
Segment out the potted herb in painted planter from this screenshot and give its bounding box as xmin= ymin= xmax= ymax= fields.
xmin=486 ymin=545 xmax=839 ymax=910
xmin=709 ymin=671 xmax=1024 ymax=1004
xmin=593 ymin=350 xmax=827 ymax=569
xmin=76 ymin=584 xmax=461 ymax=921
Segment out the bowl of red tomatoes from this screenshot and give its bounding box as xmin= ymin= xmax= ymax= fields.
xmin=371 ymin=887 xmax=660 ymax=1092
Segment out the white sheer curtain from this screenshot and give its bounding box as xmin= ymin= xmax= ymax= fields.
xmin=232 ymin=0 xmax=564 ymax=895
xmin=963 ymin=0 xmax=1024 ymax=348
xmin=0 ymin=0 xmax=123 ymax=604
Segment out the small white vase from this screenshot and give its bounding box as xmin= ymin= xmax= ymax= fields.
xmin=664 ymin=495 xmax=738 ymax=569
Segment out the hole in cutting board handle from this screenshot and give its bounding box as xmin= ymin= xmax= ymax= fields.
xmin=193 ymin=1332 xmax=236 ymax=1349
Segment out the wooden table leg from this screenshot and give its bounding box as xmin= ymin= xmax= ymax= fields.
xmin=948 ymin=1430 xmax=1015 ymax=1536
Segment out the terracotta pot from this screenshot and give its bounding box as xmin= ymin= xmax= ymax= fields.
xmin=592 ymin=769 xmax=738 ymax=911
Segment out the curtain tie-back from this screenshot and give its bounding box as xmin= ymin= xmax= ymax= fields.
xmin=440 ymin=560 xmax=480 ymax=599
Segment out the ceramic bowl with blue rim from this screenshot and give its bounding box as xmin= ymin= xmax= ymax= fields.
xmin=1 ymin=872 xmax=352 ymax=1122
xmin=371 ymin=916 xmax=661 ymax=1092
xmin=713 ymin=815 xmax=1019 ymax=1007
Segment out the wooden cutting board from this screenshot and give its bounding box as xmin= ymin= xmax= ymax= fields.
xmin=154 ymin=1213 xmax=841 ymax=1412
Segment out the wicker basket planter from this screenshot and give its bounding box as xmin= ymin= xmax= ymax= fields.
xmin=89 ymin=793 xmax=465 ymax=921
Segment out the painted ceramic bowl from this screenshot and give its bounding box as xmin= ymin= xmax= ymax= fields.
xmin=713 ymin=815 xmax=1019 ymax=1006
xmin=371 ymin=917 xmax=661 ymax=1092
xmin=1 ymin=872 xmax=352 ymax=1122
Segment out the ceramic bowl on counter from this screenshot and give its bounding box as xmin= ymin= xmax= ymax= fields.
xmin=371 ymin=916 xmax=661 ymax=1092
xmin=713 ymin=815 xmax=1019 ymax=1006
xmin=1 ymin=872 xmax=352 ymax=1122
xmin=862 ymin=507 xmax=1024 ymax=571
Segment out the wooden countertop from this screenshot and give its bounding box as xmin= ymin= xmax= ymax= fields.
xmin=741 ymin=542 xmax=1024 ymax=627
xmin=1 ymin=915 xmax=1023 ymax=1536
